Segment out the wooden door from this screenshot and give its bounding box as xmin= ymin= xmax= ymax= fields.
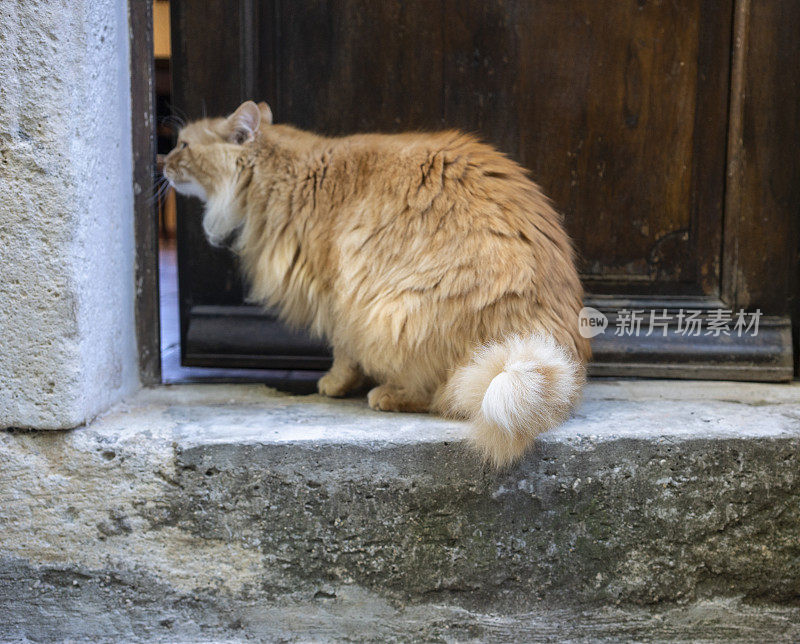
xmin=171 ymin=0 xmax=798 ymax=380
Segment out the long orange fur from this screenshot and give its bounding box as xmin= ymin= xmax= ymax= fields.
xmin=164 ymin=101 xmax=591 ymax=467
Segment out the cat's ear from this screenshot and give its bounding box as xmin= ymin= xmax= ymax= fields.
xmin=228 ymin=101 xmax=261 ymax=144
xmin=257 ymin=101 xmax=273 ymax=125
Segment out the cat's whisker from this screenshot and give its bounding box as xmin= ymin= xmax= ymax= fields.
xmin=160 ymin=115 xmax=185 ymax=131
xmin=166 ymin=101 xmax=189 ymax=125
xmin=159 ymin=116 xmax=187 ymax=139
xmin=148 ymin=189 xmax=169 ymax=208
xmin=147 ymin=175 xmax=172 ymax=206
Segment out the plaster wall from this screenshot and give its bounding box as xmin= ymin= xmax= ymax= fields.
xmin=0 ymin=0 xmax=138 ymax=428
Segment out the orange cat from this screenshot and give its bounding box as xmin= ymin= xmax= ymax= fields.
xmin=164 ymin=101 xmax=591 ymax=466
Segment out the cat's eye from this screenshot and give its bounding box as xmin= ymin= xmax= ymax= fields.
xmin=178 ymin=141 xmax=188 ymax=150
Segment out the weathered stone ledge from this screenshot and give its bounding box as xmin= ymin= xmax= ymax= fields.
xmin=2 ymin=380 xmax=800 ymax=641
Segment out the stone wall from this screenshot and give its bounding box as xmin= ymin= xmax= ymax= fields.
xmin=3 ymin=383 xmax=800 ymax=640
xmin=0 ymin=0 xmax=138 ymax=428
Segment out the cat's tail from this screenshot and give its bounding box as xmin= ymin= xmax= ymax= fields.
xmin=439 ymin=334 xmax=585 ymax=467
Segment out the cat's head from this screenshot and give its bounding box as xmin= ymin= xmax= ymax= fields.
xmin=163 ymin=100 xmax=273 ymax=202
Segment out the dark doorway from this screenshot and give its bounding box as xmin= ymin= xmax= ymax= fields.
xmin=149 ymin=1 xmax=321 ymax=389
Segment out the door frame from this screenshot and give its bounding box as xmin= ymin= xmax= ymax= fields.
xmin=130 ymin=0 xmax=161 ymax=385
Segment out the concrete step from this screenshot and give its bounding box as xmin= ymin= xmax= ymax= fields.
xmin=2 ymin=380 xmax=800 ymax=641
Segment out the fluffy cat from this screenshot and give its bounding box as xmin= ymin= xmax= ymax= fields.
xmin=164 ymin=101 xmax=591 ymax=466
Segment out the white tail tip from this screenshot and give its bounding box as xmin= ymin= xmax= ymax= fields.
xmin=441 ymin=334 xmax=584 ymax=467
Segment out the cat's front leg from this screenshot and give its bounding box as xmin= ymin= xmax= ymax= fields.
xmin=317 ymin=349 xmax=365 ymax=397
xmin=367 ymin=383 xmax=432 ymax=413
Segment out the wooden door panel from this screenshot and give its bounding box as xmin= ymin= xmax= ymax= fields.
xmin=264 ymin=0 xmax=446 ymax=133
xmin=253 ymin=0 xmax=731 ymax=296
xmin=442 ymin=0 xmax=731 ymax=296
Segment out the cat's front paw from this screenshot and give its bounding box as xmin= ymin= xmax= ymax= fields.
xmin=367 ymin=385 xmax=398 ymax=411
xmin=368 ymin=385 xmax=430 ymax=413
xmin=317 ymin=372 xmax=351 ymax=397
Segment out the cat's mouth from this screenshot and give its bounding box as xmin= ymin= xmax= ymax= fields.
xmin=163 ymin=165 xmax=206 ymax=200
xmin=169 ymin=178 xmax=207 ymax=201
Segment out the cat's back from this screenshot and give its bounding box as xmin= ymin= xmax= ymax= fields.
xmin=330 ymin=129 xmax=570 ymax=256
xmin=273 ymin=126 xmax=549 ymax=222
xmin=340 ymin=128 xmax=518 ymax=181
xmin=329 ymin=128 xmax=579 ymax=300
